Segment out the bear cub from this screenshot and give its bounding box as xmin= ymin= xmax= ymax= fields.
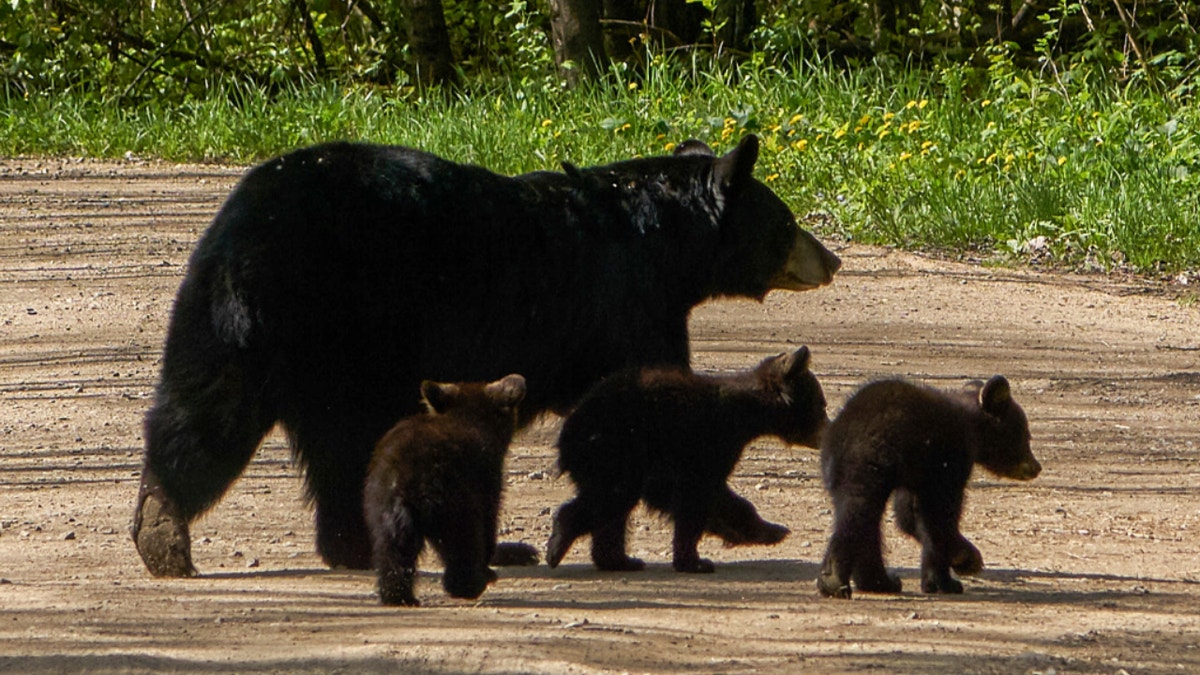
xmin=547 ymin=347 xmax=828 ymax=574
xmin=817 ymin=376 xmax=1041 ymax=599
xmin=363 ymin=374 xmax=525 ymax=606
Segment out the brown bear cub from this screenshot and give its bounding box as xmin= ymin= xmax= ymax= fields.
xmin=547 ymin=347 xmax=828 ymax=574
xmin=364 ymin=374 xmax=525 ymax=606
xmin=817 ymin=376 xmax=1041 ymax=599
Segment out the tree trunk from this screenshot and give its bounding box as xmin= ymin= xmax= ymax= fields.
xmin=402 ymin=0 xmax=455 ymax=88
xmin=550 ymin=0 xmax=608 ymax=86
xmin=713 ymin=0 xmax=757 ymax=53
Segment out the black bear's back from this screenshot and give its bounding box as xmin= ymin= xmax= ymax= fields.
xmin=822 ymin=379 xmax=975 ymax=491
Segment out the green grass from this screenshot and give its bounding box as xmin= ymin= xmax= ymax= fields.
xmin=2 ymin=54 xmax=1197 ymax=275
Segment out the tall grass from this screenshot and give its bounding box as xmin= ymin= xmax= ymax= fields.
xmin=2 ymin=53 xmax=1196 ymax=275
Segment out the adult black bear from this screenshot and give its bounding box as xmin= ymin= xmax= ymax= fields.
xmin=364 ymin=374 xmax=524 ymax=606
xmin=132 ymin=135 xmax=841 ymax=577
xmin=547 ymin=347 xmax=828 ymax=573
xmin=816 ymin=376 xmax=1041 ymax=599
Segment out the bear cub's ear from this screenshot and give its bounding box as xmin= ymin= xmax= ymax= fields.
xmin=420 ymin=380 xmax=459 ymax=413
xmin=486 ymin=374 xmax=527 ymax=408
xmin=672 ymin=139 xmax=715 ymax=157
xmin=979 ymin=375 xmax=1012 ymax=415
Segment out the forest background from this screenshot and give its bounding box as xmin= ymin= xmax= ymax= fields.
xmin=2 ymin=0 xmax=1198 ymax=277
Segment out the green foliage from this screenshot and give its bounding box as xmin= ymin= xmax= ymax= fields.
xmin=1 ymin=2 xmax=1198 ymax=276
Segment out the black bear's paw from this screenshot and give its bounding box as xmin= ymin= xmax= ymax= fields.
xmin=950 ymin=541 xmax=984 ymax=576
xmin=317 ymin=533 xmax=373 ymax=571
xmin=379 ymin=589 xmax=421 ymax=607
xmin=594 ymin=555 xmax=646 ymax=572
xmin=545 ymin=529 xmax=573 ymax=569
xmin=131 ymin=484 xmax=197 ymax=578
xmin=921 ymin=574 xmax=964 ymax=594
xmin=854 ymin=569 xmax=903 ymax=595
xmin=717 ymin=520 xmax=791 ymax=547
xmin=816 ymin=575 xmax=852 ymax=599
xmin=673 ymin=557 xmax=716 ymax=574
xmin=491 ymin=542 xmax=540 ymax=567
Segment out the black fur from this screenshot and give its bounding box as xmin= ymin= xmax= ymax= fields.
xmin=547 ymin=347 xmax=828 ymax=573
xmin=817 ymin=376 xmax=1041 ymax=599
xmin=131 ymin=136 xmax=841 ymax=576
xmin=364 ymin=374 xmax=525 ymax=606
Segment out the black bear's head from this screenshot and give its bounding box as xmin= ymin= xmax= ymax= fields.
xmin=969 ymin=375 xmax=1041 ymax=481
xmin=690 ymin=135 xmax=841 ymax=300
xmin=756 ymin=345 xmax=829 ymax=448
xmin=420 ymin=374 xmax=526 ymax=429
xmin=560 ymin=135 xmax=840 ymax=303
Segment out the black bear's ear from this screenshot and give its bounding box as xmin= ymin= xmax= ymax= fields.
xmin=673 ymin=139 xmax=715 ymax=157
xmin=486 ymin=373 xmax=526 ymax=408
xmin=711 ymin=134 xmax=759 ymax=193
xmin=561 ymin=162 xmax=583 ymax=181
xmin=420 ymin=380 xmax=459 ymax=413
xmin=979 ymin=375 xmax=1012 ymax=414
xmin=785 ymin=345 xmax=812 ymax=376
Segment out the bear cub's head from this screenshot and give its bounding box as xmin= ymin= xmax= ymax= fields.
xmin=420 ymin=374 xmax=526 ymax=422
xmin=755 ymin=346 xmax=829 ymax=449
xmin=965 ymin=375 xmax=1041 ymax=481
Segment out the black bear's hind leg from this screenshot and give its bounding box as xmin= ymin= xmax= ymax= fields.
xmin=547 ymin=499 xmax=586 ymax=568
xmin=372 ymin=503 xmax=424 ymax=607
xmin=135 ymin=361 xmax=274 ymax=577
xmin=295 ymin=423 xmax=377 ymax=570
xmin=895 ymin=489 xmax=982 ymax=576
xmin=915 ymin=488 xmax=966 ymax=594
xmin=706 ymin=487 xmax=790 ymax=547
xmin=819 ymin=491 xmax=898 ymax=597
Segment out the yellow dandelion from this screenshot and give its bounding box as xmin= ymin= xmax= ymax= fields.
xmin=541 ymin=119 xmax=553 ymax=128
xmin=664 ymin=142 xmax=677 ymax=152
xmin=921 ymin=140 xmax=933 ymax=150
xmin=858 ymin=114 xmax=871 ymax=126
xmin=907 ymin=120 xmax=922 ymax=133
xmin=770 ymin=124 xmax=782 ymax=133
xmin=1004 ymin=153 xmax=1015 ymax=164
xmin=982 ymin=99 xmax=992 ymax=107
xmin=986 ymin=152 xmax=997 ymax=164
xmin=628 ymin=81 xmax=638 ymax=90
xmin=883 ymin=111 xmax=896 ymax=122
xmin=793 ymin=139 xmax=809 ymax=151
xmin=789 ymin=113 xmax=803 ymax=125
xmin=899 ymin=151 xmax=913 ymax=161
xmin=833 ymin=124 xmax=848 ymax=140
xmin=765 ymin=173 xmax=780 ymax=182
xmin=955 ymin=168 xmax=966 ymax=180
xmin=906 ymin=100 xmax=918 ymax=110
xmin=877 ymin=127 xmax=891 ymax=140
xmin=1057 ymin=156 xmax=1067 ymax=165
xmin=918 ymin=99 xmax=929 ymax=109
xmin=618 ymin=123 xmax=632 ymax=133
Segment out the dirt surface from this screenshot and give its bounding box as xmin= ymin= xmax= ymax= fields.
xmin=1 ymin=156 xmax=1198 ymax=674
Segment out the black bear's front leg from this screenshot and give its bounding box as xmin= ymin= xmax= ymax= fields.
xmin=671 ymin=497 xmax=715 ymax=574
xmin=706 ymin=487 xmax=790 ymax=547
xmin=894 ymin=488 xmax=982 ymax=576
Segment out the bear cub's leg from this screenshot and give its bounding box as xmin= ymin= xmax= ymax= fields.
xmin=372 ymin=503 xmax=425 ymax=606
xmin=705 ymin=487 xmax=790 ymax=547
xmin=894 ymin=488 xmax=982 ymax=576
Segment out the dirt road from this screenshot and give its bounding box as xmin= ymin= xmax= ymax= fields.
xmin=1 ymin=157 xmax=1197 ymax=673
